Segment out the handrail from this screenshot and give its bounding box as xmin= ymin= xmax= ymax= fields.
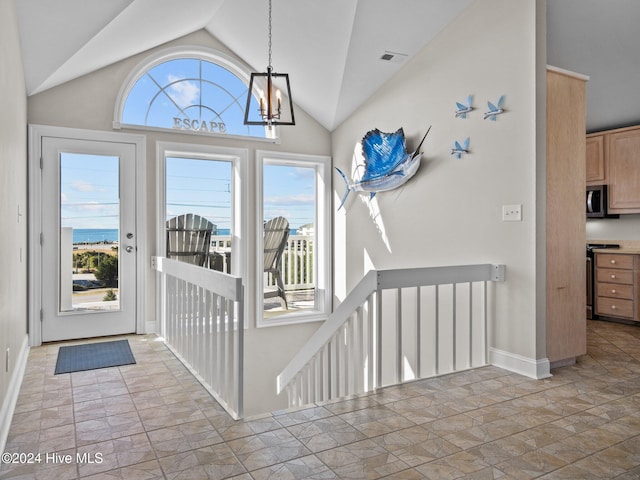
xmin=153 ymin=256 xmax=242 ymax=300
xmin=277 ymin=263 xmax=505 ymax=395
xmin=153 ymin=256 xmax=244 ymax=419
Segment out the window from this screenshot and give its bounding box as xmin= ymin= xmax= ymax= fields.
xmin=115 ymin=47 xmax=272 ymax=140
xmin=157 ymin=142 xmax=248 ymax=280
xmin=165 ymin=156 xmax=233 ymax=270
xmin=257 ymin=151 xmax=331 ymax=326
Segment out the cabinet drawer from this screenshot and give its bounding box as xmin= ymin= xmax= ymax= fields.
xmin=596 ymin=268 xmax=634 ymax=284
xmin=596 ymin=296 xmax=634 ymax=319
xmin=596 ymin=254 xmax=634 ymax=269
xmin=596 ymin=282 xmax=634 ymax=300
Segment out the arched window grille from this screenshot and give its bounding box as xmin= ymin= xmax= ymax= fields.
xmin=114 ymin=47 xmax=270 ymax=139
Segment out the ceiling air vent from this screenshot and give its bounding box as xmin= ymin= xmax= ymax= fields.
xmin=380 ymin=51 xmax=408 ymax=64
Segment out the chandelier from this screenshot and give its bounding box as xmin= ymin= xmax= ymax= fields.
xmin=244 ymin=0 xmax=295 ymax=126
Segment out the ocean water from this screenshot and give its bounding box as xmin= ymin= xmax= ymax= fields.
xmin=72 ymin=227 xmax=299 ymax=244
xmin=72 ymin=228 xmax=236 ymax=244
xmin=72 ymin=228 xmax=119 ymax=244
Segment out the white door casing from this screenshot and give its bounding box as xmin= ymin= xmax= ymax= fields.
xmin=29 ymin=125 xmax=146 ymax=345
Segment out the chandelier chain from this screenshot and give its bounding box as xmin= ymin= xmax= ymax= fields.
xmin=267 ymin=0 xmax=272 ymax=68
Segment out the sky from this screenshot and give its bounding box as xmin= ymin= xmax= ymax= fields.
xmin=60 ymin=153 xmax=120 ymax=230
xmin=60 ymin=154 xmax=316 ymax=234
xmin=59 ymin=57 xmax=316 ymax=234
xmin=165 ymin=158 xmax=316 ymax=233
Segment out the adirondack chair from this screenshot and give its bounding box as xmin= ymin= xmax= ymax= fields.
xmin=166 ymin=214 xmax=216 ymax=267
xmin=263 ymin=216 xmax=290 ymax=309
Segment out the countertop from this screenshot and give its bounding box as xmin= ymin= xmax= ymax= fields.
xmin=592 ymin=248 xmax=640 ymax=255
xmin=590 ymin=240 xmax=640 ymax=255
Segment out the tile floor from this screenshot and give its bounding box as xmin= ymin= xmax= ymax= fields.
xmin=3 ymin=319 xmax=640 ymax=479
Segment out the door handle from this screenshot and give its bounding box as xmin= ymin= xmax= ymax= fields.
xmin=125 ymin=246 xmax=134 ymax=253
xmin=126 ymin=233 xmax=134 ymax=239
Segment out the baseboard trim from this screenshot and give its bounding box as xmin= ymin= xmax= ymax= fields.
xmin=489 ymin=347 xmax=551 ymax=379
xmin=145 ymin=321 xmax=158 ymax=335
xmin=0 ymin=335 xmax=30 ymax=453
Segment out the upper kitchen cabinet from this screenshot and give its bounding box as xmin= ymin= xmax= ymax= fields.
xmin=608 ymin=126 xmax=640 ymax=214
xmin=585 ymin=125 xmax=640 ymax=214
xmin=586 ymin=134 xmax=605 ymax=185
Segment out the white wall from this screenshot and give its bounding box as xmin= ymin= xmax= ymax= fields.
xmin=27 ymin=29 xmax=332 ymax=416
xmin=0 ymin=0 xmax=29 ymax=450
xmin=332 ymin=0 xmax=545 ymax=363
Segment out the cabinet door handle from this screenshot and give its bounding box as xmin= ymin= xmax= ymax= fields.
xmin=611 ymin=274 xmax=616 ymax=279
xmin=610 ymin=259 xmax=616 ymax=264
xmin=611 ymin=305 xmax=617 ymax=310
xmin=611 ymin=289 xmax=617 ymax=294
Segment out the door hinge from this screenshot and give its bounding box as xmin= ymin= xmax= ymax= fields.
xmin=40 ymin=155 xmax=43 ymax=170
xmin=40 ymin=309 xmax=43 ymax=322
xmin=40 ymin=232 xmax=44 ymax=246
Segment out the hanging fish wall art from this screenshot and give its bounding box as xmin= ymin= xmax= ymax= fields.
xmin=336 ymin=126 xmax=431 ymax=210
xmin=455 ymin=95 xmax=474 ymax=118
xmin=451 ymin=137 xmax=470 ymax=159
xmin=484 ymin=95 xmax=505 ymax=121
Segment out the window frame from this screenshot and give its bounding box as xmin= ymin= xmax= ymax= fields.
xmin=114 ymin=46 xmax=279 ymax=143
xmin=156 ymin=141 xmax=249 ymax=333
xmin=256 ymin=150 xmax=332 ymax=328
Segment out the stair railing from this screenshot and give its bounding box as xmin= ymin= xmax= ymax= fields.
xmin=153 ymin=256 xmax=244 ymax=419
xmin=277 ymin=264 xmax=505 ymax=408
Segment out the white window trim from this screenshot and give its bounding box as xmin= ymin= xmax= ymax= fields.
xmin=256 ymin=150 xmax=332 ymax=328
xmin=156 ymin=141 xmax=249 ymax=334
xmin=113 ymin=45 xmax=279 ymax=143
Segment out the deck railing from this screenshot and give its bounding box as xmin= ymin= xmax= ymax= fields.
xmin=277 ymin=264 xmax=505 ymax=409
xmin=211 ymin=234 xmax=314 ymax=290
xmin=153 ymin=256 xmax=244 ymax=419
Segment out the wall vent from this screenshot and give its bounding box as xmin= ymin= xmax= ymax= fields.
xmin=380 ymin=51 xmax=408 ymax=64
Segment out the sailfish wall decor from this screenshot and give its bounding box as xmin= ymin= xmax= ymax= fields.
xmin=336 ymin=126 xmax=431 ymax=210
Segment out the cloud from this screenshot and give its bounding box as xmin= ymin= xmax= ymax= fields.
xmin=71 ymin=179 xmax=96 ymax=192
xmin=287 ymin=167 xmax=315 ymax=181
xmin=167 ymin=75 xmax=199 ymax=108
xmin=81 ymin=202 xmax=110 ymax=212
xmin=265 ymin=194 xmax=315 ymax=206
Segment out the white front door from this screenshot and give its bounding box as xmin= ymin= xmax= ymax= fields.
xmin=40 ymin=136 xmax=137 ymax=342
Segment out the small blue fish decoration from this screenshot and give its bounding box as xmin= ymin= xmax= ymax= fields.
xmin=484 ymin=95 xmax=505 ymax=121
xmin=455 ymin=95 xmax=474 ymax=119
xmin=336 ymin=126 xmax=431 ymax=210
xmin=451 ymin=137 xmax=470 ymax=159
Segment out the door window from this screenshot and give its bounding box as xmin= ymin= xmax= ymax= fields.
xmin=60 ymin=153 xmax=121 ymax=312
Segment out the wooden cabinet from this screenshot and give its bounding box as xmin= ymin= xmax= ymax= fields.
xmin=595 ymin=253 xmax=640 ymax=321
xmin=546 ymin=67 xmax=587 ymax=365
xmin=608 ymin=127 xmax=640 ymax=214
xmin=586 ymin=134 xmax=605 ymax=185
xmin=585 ymin=125 xmax=640 ymax=213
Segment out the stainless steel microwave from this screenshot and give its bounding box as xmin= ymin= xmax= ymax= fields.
xmin=587 ymin=184 xmax=618 ymax=218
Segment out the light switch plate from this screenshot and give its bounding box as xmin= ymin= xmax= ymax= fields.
xmin=502 ymin=204 xmax=522 ymax=221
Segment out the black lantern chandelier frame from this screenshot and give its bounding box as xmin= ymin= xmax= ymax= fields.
xmin=243 ymin=0 xmax=296 ymax=126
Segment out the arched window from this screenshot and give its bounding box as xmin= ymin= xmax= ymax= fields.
xmin=114 ymin=46 xmax=270 ymax=139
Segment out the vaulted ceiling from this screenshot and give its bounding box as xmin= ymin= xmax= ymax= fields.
xmin=15 ymin=1 xmax=640 ymax=132
xmin=15 ymin=0 xmax=473 ymax=132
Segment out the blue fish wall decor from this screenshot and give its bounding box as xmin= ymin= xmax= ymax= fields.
xmin=336 ymin=126 xmax=431 ymax=210
xmin=455 ymin=95 xmax=474 ymax=119
xmin=484 ymin=95 xmax=505 ymax=121
xmin=451 ymin=137 xmax=470 ymax=159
